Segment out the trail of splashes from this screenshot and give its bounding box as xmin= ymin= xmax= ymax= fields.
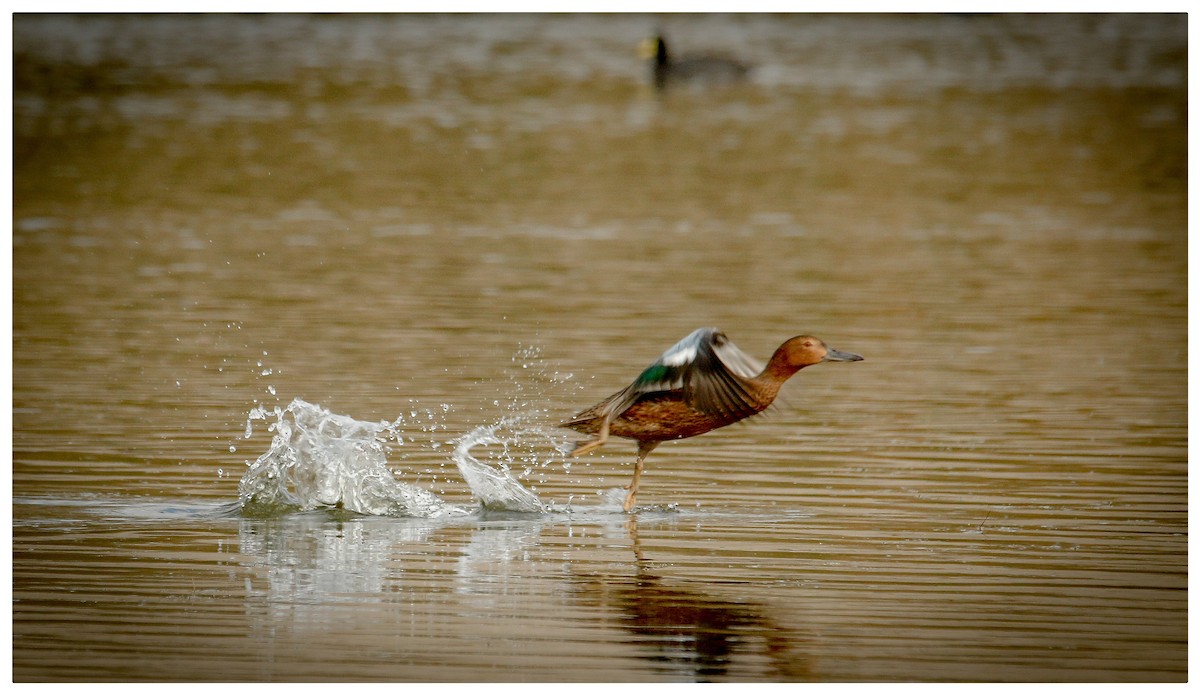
xmin=236 ymin=399 xmax=568 ymax=518
xmin=236 ymin=344 xmax=584 ymax=518
xmin=446 ymin=342 xmax=583 ymax=512
xmin=452 ymin=412 xmax=571 ymax=514
xmin=238 ymin=398 xmax=470 ymax=518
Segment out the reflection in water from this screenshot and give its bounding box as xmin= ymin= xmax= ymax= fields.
xmin=235 ymin=511 xmax=807 ymax=681
xmin=572 ymin=518 xmax=809 ymax=681
xmin=239 ymin=515 xmax=439 ymax=606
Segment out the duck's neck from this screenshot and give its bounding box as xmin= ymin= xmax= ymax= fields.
xmin=740 ymin=348 xmax=809 ymax=410
xmin=753 ymin=348 xmax=807 ymax=392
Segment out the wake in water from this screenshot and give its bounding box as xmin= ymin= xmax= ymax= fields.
xmin=237 ymin=346 xmax=578 ymax=518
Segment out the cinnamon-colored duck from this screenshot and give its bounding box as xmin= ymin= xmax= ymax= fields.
xmin=563 ymin=327 xmax=862 ymax=512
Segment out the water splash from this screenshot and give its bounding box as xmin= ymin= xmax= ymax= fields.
xmin=237 ymin=400 xmax=572 ymax=517
xmin=236 ymin=345 xmax=583 ymax=518
xmin=452 ymin=415 xmax=563 ymax=514
xmin=447 ymin=342 xmax=579 ymax=512
xmin=238 ymin=399 xmax=470 ymax=518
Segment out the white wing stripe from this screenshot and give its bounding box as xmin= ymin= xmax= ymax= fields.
xmin=662 ymin=344 xmax=697 ymax=366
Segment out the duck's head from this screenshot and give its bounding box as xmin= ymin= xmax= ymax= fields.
xmin=638 ymin=34 xmax=668 ymax=66
xmin=776 ymin=335 xmax=863 ymax=371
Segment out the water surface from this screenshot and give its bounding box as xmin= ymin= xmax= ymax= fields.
xmin=12 ymin=14 xmax=1187 ymax=682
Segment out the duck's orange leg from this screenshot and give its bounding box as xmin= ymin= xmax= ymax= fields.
xmin=623 ymin=440 xmax=660 ymax=512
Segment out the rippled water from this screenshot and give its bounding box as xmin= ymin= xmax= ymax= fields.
xmin=12 ymin=14 xmax=1186 ymax=682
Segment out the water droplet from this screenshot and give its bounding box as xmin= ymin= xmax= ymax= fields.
xmin=228 ymin=445 xmax=236 ymax=453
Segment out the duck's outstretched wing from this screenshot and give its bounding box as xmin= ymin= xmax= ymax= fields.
xmin=582 ymin=327 xmax=764 ymax=423
xmin=681 ymin=328 xmax=765 ymax=420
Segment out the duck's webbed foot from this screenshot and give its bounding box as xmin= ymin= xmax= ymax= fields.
xmin=570 ymin=417 xmax=610 ymax=457
xmin=571 ymin=438 xmax=605 ymax=457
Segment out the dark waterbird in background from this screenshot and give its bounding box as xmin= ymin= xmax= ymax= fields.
xmin=639 ymin=33 xmax=751 ymax=90
xmin=563 ymin=327 xmax=862 ymax=511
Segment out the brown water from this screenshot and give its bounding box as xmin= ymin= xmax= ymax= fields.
xmin=12 ymin=14 xmax=1187 ymax=682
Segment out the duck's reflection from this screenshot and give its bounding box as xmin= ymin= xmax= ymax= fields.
xmin=570 ymin=517 xmax=810 ymax=681
xmin=234 ymin=510 xmax=809 ymax=680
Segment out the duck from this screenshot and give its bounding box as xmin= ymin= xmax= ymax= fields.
xmin=562 ymin=327 xmax=862 ymax=511
xmin=639 ymin=33 xmax=750 ymax=91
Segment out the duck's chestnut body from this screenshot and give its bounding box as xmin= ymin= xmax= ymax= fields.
xmin=563 ymin=327 xmax=862 ymax=511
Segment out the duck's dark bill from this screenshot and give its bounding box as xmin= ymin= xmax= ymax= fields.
xmin=823 ymin=348 xmax=864 ymax=362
